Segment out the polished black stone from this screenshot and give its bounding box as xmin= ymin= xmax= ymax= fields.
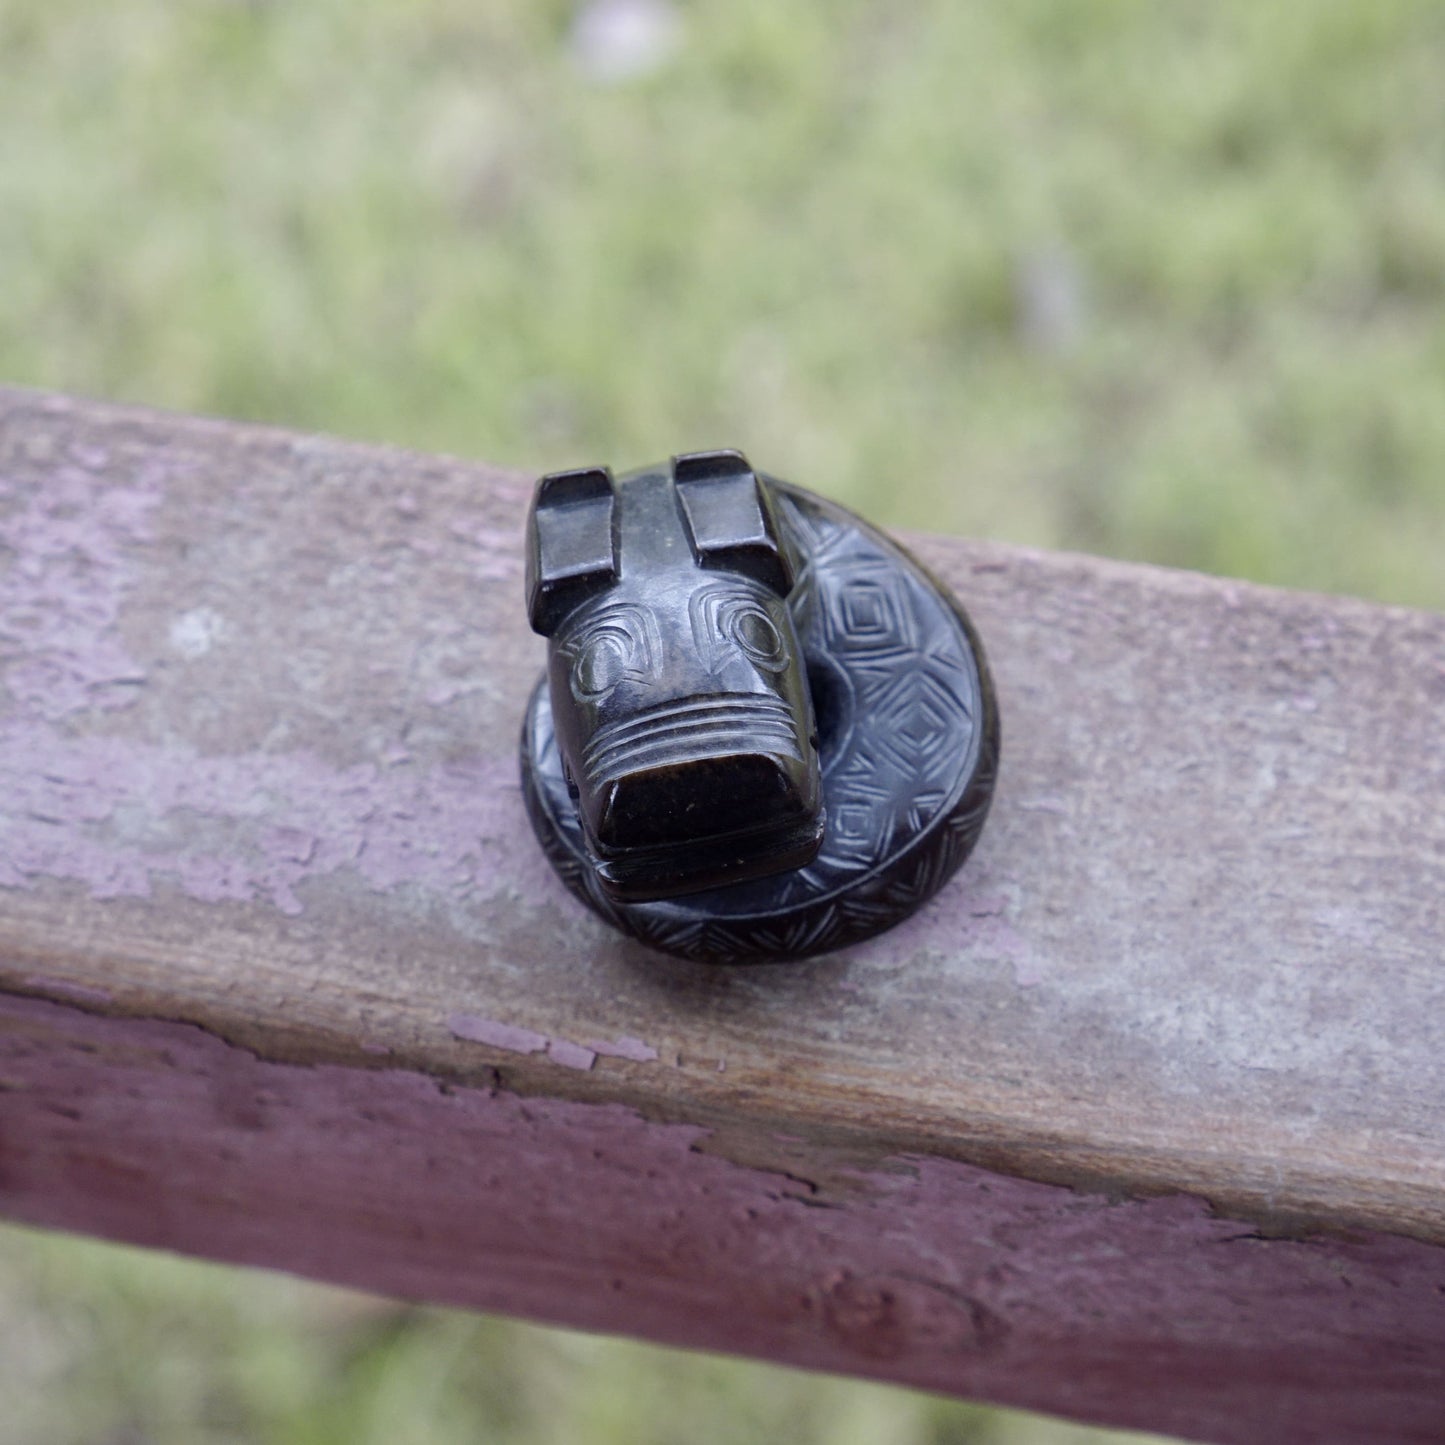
xmin=525 ymin=449 xmax=822 ymax=900
xmin=520 ymin=450 xmax=1000 ymax=963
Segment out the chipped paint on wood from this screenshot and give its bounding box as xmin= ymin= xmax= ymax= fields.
xmin=2 ymin=389 xmax=1445 ymax=1441
xmin=2 ymin=993 xmax=1443 ymax=1445
xmin=588 ymin=1036 xmax=660 ymax=1063
xmin=0 ymin=444 xmax=161 ymax=720
xmin=447 ymin=1013 xmax=548 ymax=1054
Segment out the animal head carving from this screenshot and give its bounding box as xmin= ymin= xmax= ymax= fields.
xmin=525 ymin=450 xmax=823 ymax=900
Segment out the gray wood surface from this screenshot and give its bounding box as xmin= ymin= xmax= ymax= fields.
xmin=2 ymin=388 xmax=1443 ymax=1444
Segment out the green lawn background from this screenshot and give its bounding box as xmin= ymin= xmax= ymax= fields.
xmin=2 ymin=1 xmax=1441 ymax=1442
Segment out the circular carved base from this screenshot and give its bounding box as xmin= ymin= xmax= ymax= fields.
xmin=520 ymin=481 xmax=1000 ymax=963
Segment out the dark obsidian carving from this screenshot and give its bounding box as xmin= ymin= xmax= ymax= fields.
xmin=520 ymin=449 xmax=1000 ymax=963
xmin=525 ymin=449 xmax=822 ymax=900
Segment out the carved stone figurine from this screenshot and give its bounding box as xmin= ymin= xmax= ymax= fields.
xmin=526 ymin=449 xmax=823 ymax=900
xmin=520 ymin=449 xmax=999 ymax=963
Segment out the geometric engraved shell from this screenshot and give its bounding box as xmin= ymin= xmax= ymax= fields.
xmin=519 ymin=480 xmax=1001 ymax=964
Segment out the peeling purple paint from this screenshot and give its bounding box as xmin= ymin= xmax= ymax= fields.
xmin=0 ymin=463 xmax=163 ymax=719
xmin=588 ymin=1036 xmax=660 ymax=1063
xmin=1015 ymin=796 xmax=1068 ymax=815
xmin=426 ymin=680 xmax=482 ymax=707
xmin=0 ymin=721 xmax=541 ymax=914
xmin=874 ymin=868 xmax=1039 ymax=986
xmin=450 ymin=521 xmax=523 ymax=583
xmin=0 ymin=458 xmax=562 ymax=918
xmin=7 ymin=993 xmax=1441 ymax=1445
xmin=23 ymin=976 xmax=113 ymax=1006
xmin=447 ymin=1013 xmax=547 ymax=1054
xmin=69 ymin=443 xmax=112 ymax=471
xmin=448 ymin=1018 xmax=597 ymax=1071
xmin=547 ymin=1039 xmax=597 ymax=1072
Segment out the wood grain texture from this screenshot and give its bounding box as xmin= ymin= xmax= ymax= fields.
xmin=1 ymin=387 xmax=1443 ymax=1443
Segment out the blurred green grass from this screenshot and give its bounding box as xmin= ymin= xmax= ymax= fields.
xmin=0 ymin=1226 xmax=1170 ymax=1445
xmin=4 ymin=0 xmax=1444 ymax=605
xmin=1 ymin=1 xmax=1441 ymax=1441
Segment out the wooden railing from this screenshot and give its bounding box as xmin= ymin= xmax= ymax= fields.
xmin=1 ymin=387 xmax=1442 ymax=1445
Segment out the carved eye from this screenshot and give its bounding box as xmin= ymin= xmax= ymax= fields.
xmin=576 ymin=633 xmax=628 ymax=696
xmin=570 ymin=612 xmax=653 ymax=700
xmin=729 ymin=603 xmax=786 ymax=671
xmin=689 ymin=588 xmax=792 ymax=675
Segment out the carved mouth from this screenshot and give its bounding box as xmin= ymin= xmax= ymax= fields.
xmin=581 ymin=693 xmax=803 ymax=792
xmin=574 ymin=693 xmax=822 ymax=898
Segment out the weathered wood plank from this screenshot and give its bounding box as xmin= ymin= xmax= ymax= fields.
xmin=1 ymin=387 xmax=1443 ymax=1444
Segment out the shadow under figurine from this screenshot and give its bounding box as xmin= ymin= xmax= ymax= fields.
xmin=520 ymin=448 xmax=999 ymax=964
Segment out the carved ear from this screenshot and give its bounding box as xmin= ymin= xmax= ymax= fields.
xmin=673 ymin=449 xmax=796 ymax=597
xmin=525 ymin=465 xmax=618 ymax=636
